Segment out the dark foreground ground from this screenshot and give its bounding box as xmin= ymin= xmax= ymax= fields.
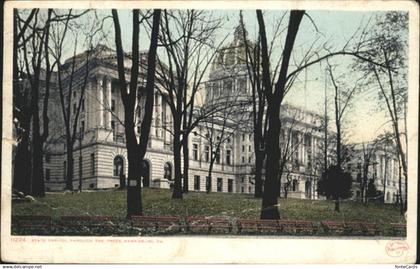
xmin=11 ymin=188 xmax=406 ymax=236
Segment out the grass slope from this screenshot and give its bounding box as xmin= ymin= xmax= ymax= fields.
xmin=13 ymin=188 xmax=405 ymax=227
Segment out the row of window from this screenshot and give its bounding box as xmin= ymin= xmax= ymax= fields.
xmin=192 ymin=145 xmax=255 ymax=165
xmin=355 ymin=173 xmax=399 ymax=187
xmin=52 ymin=153 xmax=96 ymax=181
xmin=192 ymin=176 xmax=253 ymax=194
xmin=192 ymin=144 xmax=233 ymax=165
xmin=193 ymin=176 xmax=234 ymax=193
xmin=241 ymin=144 xmax=252 ymax=153
xmin=48 ymin=154 xmax=138 ymax=182
xmin=208 ymin=78 xmax=247 ymax=98
xmin=241 ymin=133 xmax=252 ymax=142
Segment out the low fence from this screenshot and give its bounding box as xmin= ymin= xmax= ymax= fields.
xmin=11 ymin=215 xmax=406 ymax=237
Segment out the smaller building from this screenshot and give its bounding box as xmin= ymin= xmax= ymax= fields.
xmin=346 ymin=140 xmax=405 ymax=204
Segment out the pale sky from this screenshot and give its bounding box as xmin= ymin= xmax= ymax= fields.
xmin=65 ymin=9 xmax=405 ymax=144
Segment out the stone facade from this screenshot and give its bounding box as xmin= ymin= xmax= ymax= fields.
xmin=42 ymin=24 xmax=323 ymax=198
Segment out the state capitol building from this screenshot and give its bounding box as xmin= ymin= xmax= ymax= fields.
xmin=40 ymin=22 xmax=402 ymax=203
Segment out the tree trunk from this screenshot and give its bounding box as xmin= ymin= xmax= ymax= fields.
xmin=260 ymin=108 xmax=281 ymax=219
xmin=398 ymin=164 xmax=404 ymax=215
xmin=403 ymin=176 xmax=407 ymax=211
xmin=334 ymin=196 xmax=340 ymax=212
xmin=334 ymin=84 xmax=341 ymax=212
xmin=336 ymin=124 xmax=341 ymax=168
xmin=403 ymin=100 xmax=408 ymax=212
xmin=13 ymin=131 xmax=32 ymax=194
xmin=257 ymin=10 xmax=304 ymax=220
xmin=112 ymin=9 xmax=161 ymax=217
xmin=277 ymin=165 xmax=285 ymax=197
xmin=123 ymin=85 xmax=144 ymax=215
xmin=182 ymin=135 xmax=189 ymax=193
xmin=398 ymin=126 xmax=407 ymax=211
xmin=126 ymin=147 xmax=143 ymax=217
xmin=31 ymin=79 xmax=44 ymax=197
xmin=363 ymin=165 xmax=368 ymax=206
xmin=359 ymin=172 xmax=364 ymax=204
xmin=172 ymin=129 xmax=183 ymax=199
xmin=65 ymin=142 xmax=74 ymax=191
xmin=254 ymin=150 xmax=264 ymax=198
xmin=384 ymin=54 xmax=407 ymax=211
xmin=206 ymin=164 xmax=214 ymax=194
xmin=31 ymin=8 xmax=52 ymax=198
xmin=12 ymin=10 xmax=32 ymax=195
xmin=383 ymin=164 xmax=387 ymax=204
xmin=31 ymin=131 xmax=44 ymax=196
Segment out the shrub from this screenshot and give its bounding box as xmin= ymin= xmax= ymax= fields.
xmin=318 ymin=165 xmax=353 ymax=200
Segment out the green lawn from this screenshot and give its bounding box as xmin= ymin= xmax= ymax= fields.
xmin=13 ymin=188 xmax=405 ymax=226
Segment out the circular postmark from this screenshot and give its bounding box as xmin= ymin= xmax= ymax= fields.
xmin=385 ymin=241 xmax=409 ymax=257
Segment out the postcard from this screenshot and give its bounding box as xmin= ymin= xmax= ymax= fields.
xmin=1 ymin=0 xmax=418 ymax=264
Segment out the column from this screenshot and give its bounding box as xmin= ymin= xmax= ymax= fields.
xmin=162 ymin=98 xmax=167 ymax=142
xmin=97 ymin=75 xmax=104 ymax=128
xmin=105 ymin=77 xmax=112 ymax=130
xmin=389 ymin=158 xmax=394 ymax=181
xmin=298 ymin=131 xmax=303 ymax=165
xmin=311 ymin=136 xmax=315 ymax=161
xmin=299 ymin=132 xmax=303 ymax=165
xmin=155 ymin=93 xmax=161 ymax=137
xmin=302 ymin=133 xmax=306 ymax=165
xmin=85 ymin=81 xmax=91 ymax=130
xmin=159 ymin=94 xmax=163 ymax=136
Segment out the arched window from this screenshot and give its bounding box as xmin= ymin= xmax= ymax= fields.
xmin=164 ymin=162 xmax=172 ymax=181
xmin=305 ymin=181 xmax=311 ymax=198
xmin=292 ymin=179 xmax=298 ymax=192
xmin=113 ymin=156 xmax=124 ymax=177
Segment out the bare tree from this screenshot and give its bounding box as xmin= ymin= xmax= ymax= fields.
xmin=13 ymin=9 xmax=38 ymax=195
xmin=353 ymin=11 xmax=408 ymax=213
xmin=48 ymin=9 xmax=101 ymax=191
xmin=359 ymin=139 xmax=379 ymax=204
xmin=240 ymin=11 xmax=265 ymax=198
xmin=14 ymin=9 xmax=94 ymax=195
xmin=256 ymin=10 xmax=305 ymax=219
xmin=155 ymin=10 xmax=224 ymax=198
xmin=326 ymin=61 xmax=362 ymax=212
xmin=30 ymin=10 xmax=54 ymax=197
xmin=254 ymin=8 xmax=391 ymax=219
xmin=240 ymin=10 xmax=294 ymax=199
xmin=200 ymin=87 xmax=251 ymax=193
xmin=112 ymin=9 xmax=161 ymax=216
xmin=14 ymin=9 xmax=56 ymax=196
xmin=13 ymin=9 xmax=39 ymax=195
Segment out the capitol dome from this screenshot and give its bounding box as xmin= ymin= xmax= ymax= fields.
xmin=210 ymin=16 xmax=254 ymax=72
xmin=206 ymin=15 xmax=255 ymax=105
